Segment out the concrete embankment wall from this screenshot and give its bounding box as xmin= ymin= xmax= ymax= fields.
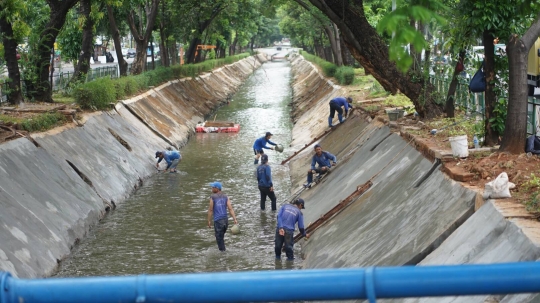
xmin=0 ymin=55 xmax=266 ymax=278
xmin=287 ymin=54 xmax=540 ymax=302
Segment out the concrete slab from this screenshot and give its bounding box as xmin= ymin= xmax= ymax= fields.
xmin=34 ymin=112 xmax=158 ymax=205
xmin=390 ymin=202 xmax=540 ymax=303
xmin=299 ymin=123 xmax=476 ymax=268
xmin=0 ymin=138 xmax=103 ymax=278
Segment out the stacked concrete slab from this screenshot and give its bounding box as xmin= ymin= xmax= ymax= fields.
xmin=0 ymin=55 xmax=266 ymax=278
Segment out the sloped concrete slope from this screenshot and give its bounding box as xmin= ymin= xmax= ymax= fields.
xmin=0 ymin=55 xmax=265 ymax=278
xmin=0 ymin=139 xmax=103 ymax=278
xmin=298 ymin=125 xmax=476 ymax=268
xmin=34 ymin=113 xmax=159 ymax=206
xmin=288 ymin=55 xmax=475 ymax=268
xmin=122 ymin=55 xmax=265 ymax=148
xmin=288 ymin=54 xmax=349 ymax=150
xmin=392 ymin=202 xmax=540 ymax=303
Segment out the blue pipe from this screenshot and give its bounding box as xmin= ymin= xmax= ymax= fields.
xmin=2 ymin=262 xmax=540 ymax=303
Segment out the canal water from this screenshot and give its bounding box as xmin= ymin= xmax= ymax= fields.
xmin=55 ymin=60 xmax=301 ymax=277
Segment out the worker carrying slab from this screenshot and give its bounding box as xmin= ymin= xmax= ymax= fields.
xmin=328 ymin=96 xmax=353 ymax=127
xmin=253 ymin=132 xmax=278 ymax=164
xmin=304 ymin=144 xmax=337 ymax=188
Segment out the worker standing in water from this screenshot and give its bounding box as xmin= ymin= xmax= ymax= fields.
xmin=256 ymin=154 xmax=277 ymax=211
xmin=328 ymin=97 xmax=353 ymax=127
xmin=275 ymin=199 xmax=309 ymax=261
xmin=253 ymin=132 xmax=278 ymax=164
xmin=207 ymin=181 xmax=238 ymax=252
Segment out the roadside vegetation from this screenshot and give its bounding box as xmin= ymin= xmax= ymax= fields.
xmin=0 ymin=0 xmax=539 ymax=155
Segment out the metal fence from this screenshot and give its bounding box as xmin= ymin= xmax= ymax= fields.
xmin=0 ymin=59 xmax=163 ymax=103
xmin=430 ymin=75 xmax=539 ymax=136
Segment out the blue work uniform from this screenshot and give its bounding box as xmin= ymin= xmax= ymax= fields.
xmin=253 ymin=136 xmax=277 ymax=153
xmin=211 ymin=192 xmax=229 ymax=251
xmin=275 ymin=204 xmax=306 ymax=260
xmin=307 ymin=151 xmax=337 ymax=183
xmin=328 ymin=97 xmax=350 ymax=127
xmin=257 ymin=164 xmax=276 ymax=210
xmin=253 ymin=136 xmax=277 ymax=164
xmin=158 ymin=150 xmax=181 ymax=169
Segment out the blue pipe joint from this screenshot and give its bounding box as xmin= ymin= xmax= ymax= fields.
xmin=0 ymin=272 xmax=11 ymax=303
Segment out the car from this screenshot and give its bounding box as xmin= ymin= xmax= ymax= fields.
xmin=121 ymin=48 xmax=128 ymax=56
xmin=127 ymin=48 xmax=136 ymax=58
xmin=276 ymin=46 xmax=282 ymax=51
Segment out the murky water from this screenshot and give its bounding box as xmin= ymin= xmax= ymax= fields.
xmin=55 ymin=60 xmax=301 ymax=277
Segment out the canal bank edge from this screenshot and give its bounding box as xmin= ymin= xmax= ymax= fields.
xmin=287 ymin=54 xmax=540 ymax=302
xmin=0 ymin=54 xmax=268 ymax=278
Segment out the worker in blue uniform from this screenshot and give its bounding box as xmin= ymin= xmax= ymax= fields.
xmin=256 ymin=154 xmax=277 ymax=211
xmin=328 ymin=96 xmax=353 ymax=127
xmin=253 ymin=132 xmax=278 ymax=164
xmin=275 ymin=199 xmax=309 ymax=261
xmin=207 ymin=181 xmax=238 ymax=251
xmin=155 ymin=150 xmax=181 ymax=173
xmin=304 ymin=144 xmax=336 ymax=188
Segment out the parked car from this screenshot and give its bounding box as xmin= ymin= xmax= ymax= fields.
xmin=127 ymin=48 xmax=136 ymax=58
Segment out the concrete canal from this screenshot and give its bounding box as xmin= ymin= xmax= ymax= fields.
xmin=54 ymin=60 xmax=301 ymax=276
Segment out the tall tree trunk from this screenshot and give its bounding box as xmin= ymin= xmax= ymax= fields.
xmin=299 ymin=0 xmax=443 ymax=118
xmin=127 ymin=0 xmax=160 ymax=75
xmin=107 ymin=5 xmax=128 ymax=76
xmin=500 ymin=17 xmax=540 ymax=153
xmin=69 ymin=0 xmax=94 ymax=86
xmin=29 ymin=0 xmax=79 ymax=102
xmin=482 ymin=30 xmax=499 ymax=146
xmin=0 ymin=12 xmax=23 ymax=105
xmin=323 ymin=24 xmax=341 ymax=65
xmin=445 ymin=51 xmax=465 ymax=118
xmin=340 ymin=39 xmax=355 ymax=66
xmin=230 ymin=36 xmax=238 ymax=56
xmin=159 ymin=27 xmax=169 ymax=67
xmin=186 ymin=37 xmax=202 ymax=64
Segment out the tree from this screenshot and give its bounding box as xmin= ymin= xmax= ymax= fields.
xmin=500 ymin=13 xmax=540 ymax=153
xmin=28 ymin=0 xmax=80 ymax=102
xmin=183 ymin=0 xmax=227 ymax=64
xmin=106 ymin=2 xmax=129 ymax=76
xmin=127 ymin=0 xmax=160 ymax=75
xmin=0 ymin=0 xmax=27 ymax=105
xmin=301 ymin=0 xmax=445 ymax=118
xmin=68 ymin=0 xmax=100 ymax=85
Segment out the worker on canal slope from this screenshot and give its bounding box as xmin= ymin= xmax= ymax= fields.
xmin=207 ymin=181 xmax=238 ymax=251
xmin=155 ymin=150 xmax=181 ymax=173
xmin=328 ymin=96 xmax=353 ymax=127
xmin=304 ymin=144 xmax=337 ymax=188
xmin=253 ymin=132 xmax=278 ymax=164
xmin=256 ymin=154 xmax=277 ymax=211
xmin=275 ymin=199 xmax=309 ymax=261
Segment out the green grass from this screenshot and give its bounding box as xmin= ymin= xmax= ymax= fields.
xmin=52 ymin=93 xmax=76 ymax=104
xmin=1 ymin=112 xmax=66 ymax=132
xmin=384 ymin=94 xmax=414 ymax=108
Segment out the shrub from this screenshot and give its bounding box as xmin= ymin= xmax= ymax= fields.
xmin=73 ymin=77 xmax=116 ymax=110
xmin=20 ymin=112 xmax=66 ymax=132
xmin=335 ymin=66 xmax=355 ymax=85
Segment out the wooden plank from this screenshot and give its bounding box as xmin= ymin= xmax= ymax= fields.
xmin=204 ymin=121 xmax=235 ymax=127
